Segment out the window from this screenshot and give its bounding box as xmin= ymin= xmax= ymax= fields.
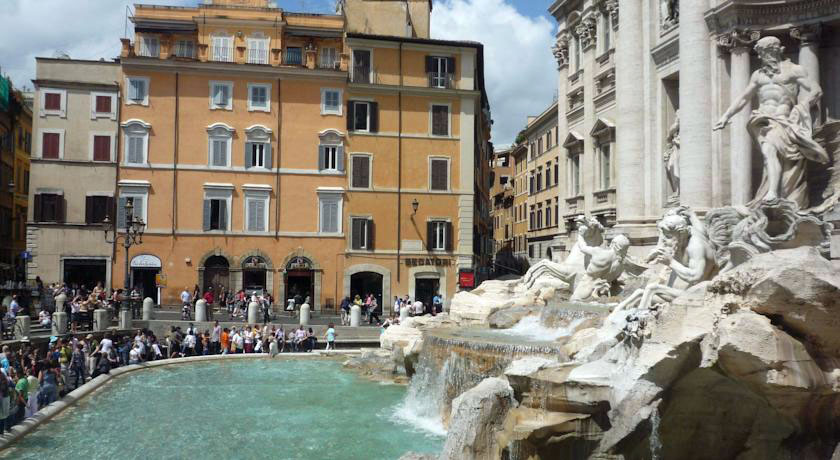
xmin=40 ymin=131 xmax=62 ymax=159
xmin=351 ymin=217 xmax=374 ymax=250
xmin=569 ymin=152 xmax=581 ymax=196
xmin=427 ymin=220 xmax=451 ymax=251
xmin=116 ymin=192 xmax=147 ymax=228
xmin=573 ymin=34 xmax=583 ymax=72
xmin=122 ymin=120 xmax=150 ymax=165
xmin=347 ymin=101 xmax=378 ymax=132
xmin=547 ymin=130 xmax=553 ymax=149
xmin=126 ymin=77 xmax=149 ymax=106
xmin=138 ymin=36 xmax=159 ymax=57
xmin=545 ymin=162 xmax=552 ymax=187
xmin=245 ymin=142 xmax=268 ymax=169
xmin=321 ymin=88 xmax=342 ymax=115
xmin=538 ymin=138 xmax=543 ymax=155
xmin=431 ymin=104 xmax=449 ymax=136
xmin=319 ymin=146 xmax=342 ymax=171
xmin=91 ymin=92 xmax=115 ymax=119
xmin=211 ymin=35 xmax=233 ymax=62
xmin=545 ymin=203 xmax=552 ymax=228
xmin=430 ymin=158 xmax=449 ymax=191
xmin=554 ymin=161 xmax=559 ymax=187
xmin=352 ymin=49 xmax=372 ymax=83
xmin=34 ymin=193 xmax=64 ymax=222
xmin=319 ymin=47 xmax=338 ymax=69
xmin=210 ymin=81 xmax=233 ymax=110
xmin=202 ymin=195 xmax=229 ymax=231
xmin=285 ymin=47 xmax=302 ymax=65
xmin=91 ymin=134 xmax=112 ymax=162
xmin=529 ymin=207 xmax=535 ymax=230
xmin=245 ymin=194 xmax=269 ymax=232
xmin=318 ymin=191 xmax=342 ymax=234
xmin=554 ymin=199 xmax=559 ymax=226
xmin=426 ymin=56 xmax=455 ymax=88
xmin=599 ymin=143 xmax=612 ymax=189
xmin=351 ymin=155 xmax=371 ymax=188
xmin=537 ymin=208 xmax=543 ymax=229
xmin=529 ymin=173 xmax=534 ymax=195
xmin=41 ymin=89 xmax=66 ymax=117
xmin=529 ymin=244 xmax=534 ymax=258
xmin=537 ymin=168 xmax=543 ymax=192
xmin=207 ymin=124 xmax=233 ymax=167
xmin=247 ymin=37 xmax=269 ymax=64
xmin=174 ymin=40 xmax=195 ymax=58
xmin=85 ymin=195 xmax=113 ymax=224
xmin=248 ymin=83 xmax=270 ymax=112
xmin=601 ymin=13 xmax=613 ymax=53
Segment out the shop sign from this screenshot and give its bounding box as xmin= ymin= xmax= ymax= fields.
xmin=155 ymin=273 xmax=167 ymax=288
xmin=287 ymin=257 xmax=312 ymax=270
xmin=458 ymin=270 xmax=475 ymax=289
xmin=404 ymin=257 xmax=452 ymax=267
xmin=131 ymin=254 xmax=161 ymax=268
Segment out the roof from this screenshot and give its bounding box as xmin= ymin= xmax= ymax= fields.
xmin=35 ymin=57 xmax=119 ymax=65
xmin=346 ymin=32 xmax=481 ymax=49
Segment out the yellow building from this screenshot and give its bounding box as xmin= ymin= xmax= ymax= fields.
xmin=115 ymin=0 xmax=491 ymax=309
xmin=510 ymin=142 xmax=528 ymax=261
xmin=0 ymin=79 xmax=31 ymax=282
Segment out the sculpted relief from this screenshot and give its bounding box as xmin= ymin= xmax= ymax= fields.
xmin=664 ymin=110 xmax=680 ymax=205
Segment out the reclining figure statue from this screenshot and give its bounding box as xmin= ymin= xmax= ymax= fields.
xmin=519 ymin=216 xmax=604 ymax=291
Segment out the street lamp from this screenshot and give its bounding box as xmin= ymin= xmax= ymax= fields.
xmin=411 ymin=198 xmax=419 ymax=215
xmin=102 ymin=200 xmax=145 ymax=313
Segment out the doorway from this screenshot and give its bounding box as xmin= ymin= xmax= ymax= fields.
xmin=203 ymin=255 xmax=230 ymax=293
xmin=414 ymin=278 xmax=440 ymax=310
xmin=131 ymin=268 xmax=159 ymax=303
xmin=350 ymin=272 xmax=383 ymax=309
xmin=286 ymin=270 xmax=313 ymax=304
xmin=63 ymin=259 xmax=107 ymax=290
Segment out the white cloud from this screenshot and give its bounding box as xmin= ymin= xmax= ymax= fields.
xmin=431 ymin=0 xmax=556 ymax=145
xmin=0 ymin=0 xmax=190 ymax=91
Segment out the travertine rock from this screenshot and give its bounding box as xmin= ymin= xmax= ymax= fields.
xmin=440 ymin=377 xmax=516 ymax=460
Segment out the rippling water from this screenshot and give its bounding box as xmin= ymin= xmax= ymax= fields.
xmin=3 ymin=359 xmax=443 ymax=460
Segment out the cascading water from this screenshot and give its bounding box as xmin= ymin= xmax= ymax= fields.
xmin=650 ymin=406 xmax=662 ymax=460
xmin=391 ymin=350 xmax=451 ymax=437
xmin=492 ymin=315 xmax=589 ymax=342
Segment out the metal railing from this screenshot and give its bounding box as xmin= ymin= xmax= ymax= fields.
xmin=211 ymin=46 xmax=234 ymax=63
xmin=247 ymin=48 xmax=268 ymax=65
xmin=284 ymin=48 xmax=303 ymax=65
xmin=428 ymin=72 xmax=454 ymax=89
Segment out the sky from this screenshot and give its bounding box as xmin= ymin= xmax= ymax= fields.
xmin=0 ymin=0 xmax=557 ymax=146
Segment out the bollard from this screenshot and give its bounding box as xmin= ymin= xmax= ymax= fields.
xmin=14 ymin=315 xmax=30 ymax=340
xmin=248 ymin=301 xmax=259 ymax=324
xmin=299 ymin=303 xmax=310 ymax=326
xmin=119 ymin=309 xmax=132 ymax=330
xmin=93 ymin=309 xmax=110 ymax=332
xmin=350 ymin=304 xmax=361 ymax=327
xmin=400 ymin=306 xmax=409 ymax=323
xmin=195 ymin=299 xmax=207 ymax=322
xmin=52 ymin=311 xmax=68 ymax=335
xmin=55 ymin=293 xmax=67 ymax=313
xmin=142 ymin=297 xmax=155 ymax=321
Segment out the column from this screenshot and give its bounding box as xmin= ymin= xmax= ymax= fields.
xmin=720 ymin=30 xmax=760 ymax=205
xmin=791 ymin=25 xmax=822 ymax=125
xmin=615 ymin=0 xmax=645 ymax=223
xmin=678 ymin=0 xmax=713 ymax=210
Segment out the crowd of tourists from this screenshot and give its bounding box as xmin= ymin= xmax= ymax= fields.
xmin=337 ymin=293 xmax=443 ymax=326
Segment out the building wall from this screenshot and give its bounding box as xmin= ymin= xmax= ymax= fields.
xmin=511 ymin=144 xmax=529 ymax=260
xmin=522 ymin=102 xmax=561 ymax=262
xmin=342 ymin=0 xmax=431 ymax=39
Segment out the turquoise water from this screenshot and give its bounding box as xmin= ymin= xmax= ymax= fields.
xmin=3 ymin=359 xmax=443 ymax=459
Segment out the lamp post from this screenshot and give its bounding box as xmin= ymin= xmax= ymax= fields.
xmin=102 ymin=200 xmax=145 ymax=313
xmin=411 ymin=198 xmax=419 ymax=215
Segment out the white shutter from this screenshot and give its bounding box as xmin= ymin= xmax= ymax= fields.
xmin=212 ymin=139 xmax=227 ymax=166
xmin=132 ymin=196 xmax=144 ymax=223
xmin=128 ymin=136 xmax=143 ymax=164
xmin=255 ymin=199 xmax=265 ymax=231
xmin=247 ymin=200 xmax=258 ymax=231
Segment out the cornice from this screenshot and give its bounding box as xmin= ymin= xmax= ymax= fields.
xmin=121 ymin=57 xmax=346 ymax=81
xmin=705 ymin=0 xmax=840 ymax=34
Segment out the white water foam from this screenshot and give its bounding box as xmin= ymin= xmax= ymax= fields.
xmin=391 ymin=402 xmax=448 ymax=437
xmin=494 ymin=315 xmax=586 ymax=341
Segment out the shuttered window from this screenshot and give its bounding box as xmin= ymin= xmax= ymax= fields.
xmin=426 ymin=220 xmax=452 ymax=251
xmin=245 ymin=142 xmax=271 ymax=169
xmin=42 ymin=132 xmax=60 ymax=159
xmin=95 ymin=95 xmax=111 ymax=113
xmin=319 ymin=197 xmax=341 ymax=234
xmin=34 ymin=193 xmax=64 ymax=223
xmin=203 ymin=198 xmax=228 ymax=231
xmin=246 ymin=197 xmax=267 ymax=232
xmin=431 ymin=104 xmax=449 ymax=136
xmin=44 ymin=93 xmax=61 ymax=110
xmin=116 ymin=195 xmax=144 ymax=229
xmin=248 ymin=84 xmax=269 ymax=111
xmin=211 ymin=138 xmax=228 ymax=167
xmin=126 ymin=135 xmax=144 ymax=164
xmin=211 ymin=82 xmax=232 ymax=109
xmin=318 ymin=145 xmax=344 ymax=171
xmin=347 ymin=101 xmax=378 ymax=132
xmin=128 ymin=78 xmax=147 ymax=103
xmin=93 ymin=135 xmax=111 ymax=162
xmin=430 ymin=158 xmax=449 ymax=191
xmin=351 ymin=155 xmax=370 ymax=188
xmin=85 ymin=195 xmax=113 ymax=224
xmin=351 ymin=217 xmax=374 ymax=250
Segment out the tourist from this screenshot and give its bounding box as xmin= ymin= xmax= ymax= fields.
xmin=0 ymin=375 xmax=9 ymax=433
xmin=69 ymin=296 xmax=81 ymax=333
xmin=340 ymin=296 xmax=351 ymax=326
xmin=268 ymin=336 xmax=279 ymax=357
xmin=393 ymin=296 xmax=400 ymax=319
xmin=25 ymin=366 xmax=40 ymax=417
xmin=369 ymin=296 xmax=381 ymax=326
xmin=211 ymin=321 xmax=221 ymax=354
xmin=275 ymin=326 xmax=286 ymax=353
xmin=7 ymin=295 xmax=20 ymax=320
xmin=11 ymin=368 xmax=26 ymax=424
xmin=243 ymin=326 xmax=254 ymax=353
xmin=433 ymin=293 xmax=443 ymax=315
xmin=38 ymin=361 xmax=59 ymax=407
xmin=221 ymin=328 xmax=230 ymax=355
xmin=413 ymin=299 xmax=424 ymax=316
xmin=69 ymin=344 xmax=86 ymax=389
xmin=181 ymin=287 xmax=191 ymax=320
xmin=183 ymin=329 xmax=197 ymax=357
xmin=128 ymin=343 xmax=142 ymax=365
xmin=324 ymin=323 xmax=336 ymax=351
xmin=305 ymin=328 xmax=317 ymax=352
xmin=293 ymin=326 xmax=307 ymax=352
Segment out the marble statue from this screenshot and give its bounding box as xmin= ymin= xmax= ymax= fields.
xmin=616 ymin=207 xmax=717 ymax=312
xmin=714 ymin=36 xmax=829 ymax=209
xmin=664 ymin=110 xmax=680 ymax=205
xmin=570 ymin=233 xmax=642 ymax=301
xmin=660 ymin=0 xmax=678 ymax=29
xmin=520 ymin=216 xmax=604 ymax=291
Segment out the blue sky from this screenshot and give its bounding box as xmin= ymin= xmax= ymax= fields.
xmin=0 ymin=0 xmax=558 ymax=145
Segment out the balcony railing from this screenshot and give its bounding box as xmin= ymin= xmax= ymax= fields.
xmin=284 ymin=48 xmax=303 ymax=66
xmin=428 ymin=72 xmax=454 ymax=89
xmin=317 ymin=57 xmax=340 ymax=70
xmin=211 ymin=46 xmax=234 ymax=63
xmin=351 ymin=64 xmax=371 ymax=84
xmin=247 ymin=48 xmax=268 ymax=65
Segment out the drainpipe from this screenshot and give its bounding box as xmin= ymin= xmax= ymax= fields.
xmin=275 ymin=78 xmax=282 ymax=239
xmin=172 ymin=72 xmax=179 ymax=235
xmin=112 ymin=80 xmax=122 ymax=290
xmin=396 ymin=42 xmax=403 ymax=283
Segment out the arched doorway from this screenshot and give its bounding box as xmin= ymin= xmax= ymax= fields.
xmin=203 ymin=255 xmax=230 ymax=294
xmin=242 ymin=255 xmax=268 ymax=295
xmin=350 ymin=272 xmax=383 ymax=309
xmin=130 ymin=254 xmax=161 ymax=304
xmin=285 ymin=256 xmax=314 ymax=306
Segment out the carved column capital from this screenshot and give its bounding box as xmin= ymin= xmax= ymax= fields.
xmin=790 ymin=24 xmax=822 ymax=45
xmin=717 ymin=29 xmax=760 ymax=52
xmin=575 ymin=16 xmax=597 ymax=50
xmin=552 ymin=33 xmax=570 ymax=70
xmin=604 ymin=0 xmax=619 ymax=28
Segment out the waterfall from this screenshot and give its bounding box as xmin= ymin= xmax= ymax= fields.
xmin=391 ymin=350 xmax=451 ymax=437
xmin=650 ymin=406 xmax=662 ymax=460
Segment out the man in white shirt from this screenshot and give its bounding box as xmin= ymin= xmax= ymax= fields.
xmin=98 ymin=333 xmax=114 ymax=355
xmin=180 ymin=288 xmax=191 ymax=306
xmin=413 ymin=300 xmax=424 ymax=316
xmin=211 ymin=321 xmax=221 ymax=354
xmin=8 ymin=296 xmax=20 ymax=319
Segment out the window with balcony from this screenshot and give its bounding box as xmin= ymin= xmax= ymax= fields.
xmin=426 ymin=56 xmax=455 ymax=88
xmin=284 ymin=47 xmax=303 ymax=65
xmin=247 ymin=36 xmax=269 ymax=64
xmin=138 ymin=36 xmax=159 ymax=57
xmin=211 ymin=34 xmax=234 ymax=62
xmin=174 ymin=40 xmax=195 ymax=58
xmin=352 ymin=49 xmax=372 ymax=84
xmin=210 ymin=81 xmax=233 ymax=110
xmin=319 ymin=47 xmax=338 ymax=69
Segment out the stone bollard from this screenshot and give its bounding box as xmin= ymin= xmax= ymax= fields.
xmin=299 ymin=303 xmax=310 ymax=326
xmin=93 ymin=309 xmax=109 ymax=332
xmin=14 ymin=316 xmax=30 ymax=340
xmin=55 ymin=293 xmax=67 ymax=313
xmin=52 ymin=311 xmax=68 ymax=335
xmin=400 ymin=306 xmax=409 ymax=323
xmin=119 ymin=309 xmax=132 ymax=330
xmin=350 ymin=304 xmax=361 ymax=327
xmin=142 ymin=297 xmax=155 ymax=321
xmin=248 ymin=301 xmax=259 ymax=324
xmin=195 ymin=299 xmax=207 ymax=322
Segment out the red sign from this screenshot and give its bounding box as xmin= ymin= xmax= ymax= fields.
xmin=458 ymin=270 xmax=475 ymax=289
